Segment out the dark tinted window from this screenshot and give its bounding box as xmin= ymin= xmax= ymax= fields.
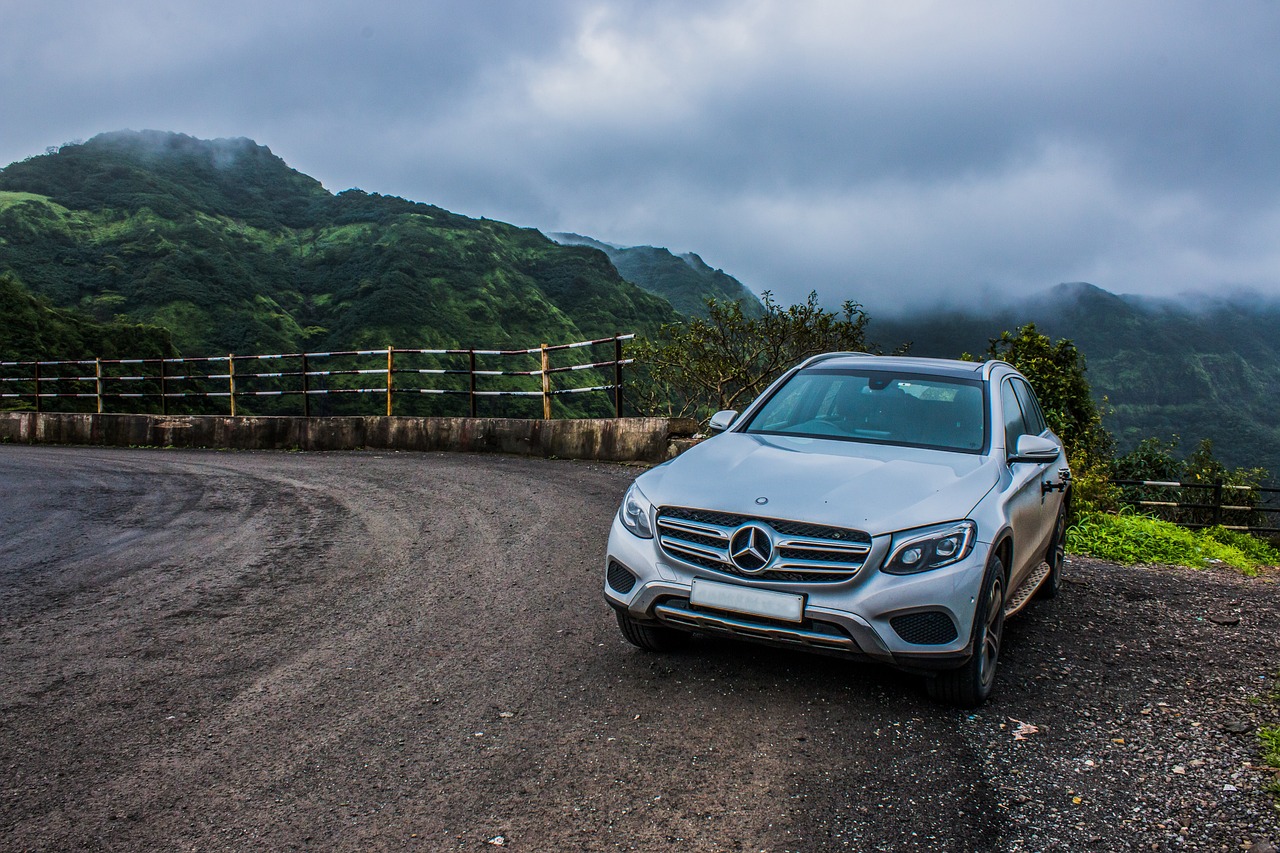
xmin=1011 ymin=378 xmax=1048 ymax=435
xmin=1001 ymin=380 xmax=1029 ymax=452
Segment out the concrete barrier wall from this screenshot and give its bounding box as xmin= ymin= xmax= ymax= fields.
xmin=0 ymin=412 xmax=701 ymax=464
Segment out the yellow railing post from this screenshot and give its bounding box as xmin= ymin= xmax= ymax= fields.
xmin=541 ymin=343 xmax=551 ymax=420
xmin=95 ymin=358 xmax=103 ymax=414
xmin=386 ymin=346 xmax=394 ymax=416
xmin=228 ymin=354 xmax=236 ymax=416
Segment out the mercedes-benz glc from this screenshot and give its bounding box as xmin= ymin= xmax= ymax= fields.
xmin=604 ymin=353 xmax=1071 ymax=706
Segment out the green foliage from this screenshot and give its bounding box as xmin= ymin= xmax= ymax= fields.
xmin=1203 ymin=525 xmax=1280 ymax=566
xmin=1260 ymin=725 xmax=1280 ymax=799
xmin=1113 ymin=436 xmax=1271 ymax=528
xmin=0 ymin=131 xmax=328 ymax=231
xmin=630 ymin=291 xmax=869 ymax=421
xmin=975 ymin=322 xmax=1111 ymax=466
xmin=1065 ymin=511 xmax=1278 ymax=575
xmin=549 ymin=233 xmax=765 ymax=319
xmin=1112 ymin=436 xmax=1183 ymax=482
xmin=0 ymin=132 xmax=680 ymax=420
xmin=0 ymin=272 xmax=173 ymax=362
xmin=1067 ymin=457 xmax=1122 ymax=518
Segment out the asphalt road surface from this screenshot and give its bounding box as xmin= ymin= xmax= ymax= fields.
xmin=2 ymin=446 xmax=1277 ymax=852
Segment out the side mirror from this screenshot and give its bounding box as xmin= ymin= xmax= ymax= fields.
xmin=708 ymin=410 xmax=738 ymax=434
xmin=1009 ymin=434 xmax=1061 ymax=464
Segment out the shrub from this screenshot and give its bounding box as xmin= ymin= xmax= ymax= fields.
xmin=1066 ymin=511 xmax=1278 ymax=575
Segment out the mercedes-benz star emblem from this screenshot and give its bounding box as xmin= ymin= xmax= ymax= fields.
xmin=729 ymin=524 xmax=773 ymax=573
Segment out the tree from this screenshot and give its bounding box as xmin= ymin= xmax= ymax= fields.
xmin=630 ymin=291 xmax=869 ymax=421
xmin=976 ymin=323 xmax=1111 ymax=466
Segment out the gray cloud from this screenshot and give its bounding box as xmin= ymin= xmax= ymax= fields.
xmin=3 ymin=0 xmax=1278 ymax=311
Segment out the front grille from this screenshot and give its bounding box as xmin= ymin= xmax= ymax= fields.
xmin=655 ymin=506 xmax=871 ymax=583
xmin=890 ymin=611 xmax=959 ymax=645
xmin=607 ymin=560 xmax=637 ymax=594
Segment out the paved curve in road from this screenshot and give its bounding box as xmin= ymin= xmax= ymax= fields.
xmin=2 ymin=446 xmax=1277 ymax=851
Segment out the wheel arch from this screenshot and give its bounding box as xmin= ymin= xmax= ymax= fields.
xmin=991 ymin=531 xmax=1014 ymax=582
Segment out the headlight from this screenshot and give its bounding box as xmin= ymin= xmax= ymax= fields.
xmin=882 ymin=521 xmax=976 ymax=575
xmin=618 ymin=482 xmax=655 ymax=539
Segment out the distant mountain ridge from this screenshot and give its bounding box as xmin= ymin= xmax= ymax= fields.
xmin=0 ymin=131 xmax=681 ymax=362
xmin=548 ymin=232 xmax=763 ymax=318
xmin=868 ymin=282 xmax=1280 ymax=478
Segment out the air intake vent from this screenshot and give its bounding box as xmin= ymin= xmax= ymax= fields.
xmin=890 ymin=611 xmax=958 ymax=645
xmin=607 ymin=560 xmax=637 ymax=594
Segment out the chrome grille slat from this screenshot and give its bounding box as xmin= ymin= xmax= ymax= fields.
xmin=659 ymin=518 xmax=732 ymax=540
xmin=771 ymin=559 xmax=864 ymax=574
xmin=655 ymin=506 xmax=872 ymax=584
xmin=660 ymin=538 xmax=732 ymax=565
xmin=776 ymin=537 xmax=869 ymax=553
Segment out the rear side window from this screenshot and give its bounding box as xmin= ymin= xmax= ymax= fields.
xmin=1011 ymin=378 xmax=1048 ymax=435
xmin=1000 ymin=380 xmax=1030 ymax=452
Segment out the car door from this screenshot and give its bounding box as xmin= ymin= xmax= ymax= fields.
xmin=1011 ymin=377 xmax=1066 ymax=549
xmin=999 ymin=378 xmax=1053 ymax=587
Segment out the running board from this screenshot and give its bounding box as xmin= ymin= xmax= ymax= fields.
xmin=1004 ymin=563 xmax=1050 ymax=618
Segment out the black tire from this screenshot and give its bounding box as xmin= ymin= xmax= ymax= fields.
xmin=615 ymin=610 xmax=691 ymax=652
xmin=1036 ymin=505 xmax=1066 ymax=600
xmin=927 ymin=555 xmax=1006 ymax=708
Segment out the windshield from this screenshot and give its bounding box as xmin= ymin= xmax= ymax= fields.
xmin=743 ymin=368 xmax=987 ymax=453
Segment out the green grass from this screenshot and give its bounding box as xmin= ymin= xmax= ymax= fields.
xmin=1066 ymin=511 xmax=1280 ymax=575
xmin=1261 ymin=725 xmax=1280 ymax=799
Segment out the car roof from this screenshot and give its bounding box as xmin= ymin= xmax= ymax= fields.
xmin=799 ymin=352 xmax=1001 ymax=380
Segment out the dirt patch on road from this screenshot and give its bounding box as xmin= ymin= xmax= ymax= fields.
xmin=1 ymin=446 xmax=1277 ymax=851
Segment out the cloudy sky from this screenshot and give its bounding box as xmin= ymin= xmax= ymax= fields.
xmin=3 ymin=0 xmax=1278 ymax=311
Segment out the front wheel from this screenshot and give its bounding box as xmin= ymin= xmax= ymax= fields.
xmin=927 ymin=555 xmax=1006 ymax=708
xmin=615 ymin=610 xmax=691 ymax=652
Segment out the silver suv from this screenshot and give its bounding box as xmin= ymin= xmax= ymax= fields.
xmin=604 ymin=354 xmax=1071 ymax=706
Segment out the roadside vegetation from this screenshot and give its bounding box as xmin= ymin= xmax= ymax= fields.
xmin=1261 ymin=723 xmax=1280 ymax=800
xmin=1066 ymin=514 xmax=1279 ymax=575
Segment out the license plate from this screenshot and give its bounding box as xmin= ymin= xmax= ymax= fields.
xmin=690 ymin=579 xmax=805 ymax=623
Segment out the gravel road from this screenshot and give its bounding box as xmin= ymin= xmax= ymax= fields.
xmin=1 ymin=445 xmax=1277 ymax=852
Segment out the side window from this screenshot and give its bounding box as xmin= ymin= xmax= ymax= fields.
xmin=1011 ymin=379 xmax=1048 ymax=435
xmin=1000 ymin=380 xmax=1029 ymax=453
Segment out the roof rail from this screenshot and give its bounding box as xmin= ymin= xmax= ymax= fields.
xmin=797 ymin=351 xmax=873 ymax=369
xmin=982 ymin=359 xmax=1012 ymax=381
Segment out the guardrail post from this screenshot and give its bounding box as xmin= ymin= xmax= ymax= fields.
xmin=469 ymin=350 xmax=477 ymax=418
xmin=1212 ymin=481 xmax=1223 ymax=526
xmin=33 ymin=362 xmax=41 ymax=414
xmin=386 ymin=346 xmax=394 ymax=416
xmin=614 ymin=335 xmax=623 ymax=418
xmin=541 ymin=343 xmax=551 ymax=420
xmin=228 ymin=355 xmax=236 ymax=417
xmin=95 ymin=358 xmax=103 ymax=414
xmin=159 ymin=358 xmax=168 ymax=415
xmin=301 ymin=353 xmax=311 ymax=417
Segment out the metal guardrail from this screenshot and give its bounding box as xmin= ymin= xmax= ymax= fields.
xmin=0 ymin=334 xmax=636 ymax=419
xmin=1114 ymin=479 xmax=1280 ymax=534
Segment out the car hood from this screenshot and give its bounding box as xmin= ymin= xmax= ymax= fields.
xmin=637 ymin=432 xmax=999 ymax=536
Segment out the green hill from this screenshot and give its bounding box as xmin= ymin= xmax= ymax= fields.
xmin=0 ymin=272 xmax=173 ymax=363
xmin=868 ymin=283 xmax=1280 ymax=480
xmin=0 ymin=131 xmax=680 ymax=360
xmin=548 ymin=233 xmax=763 ymax=318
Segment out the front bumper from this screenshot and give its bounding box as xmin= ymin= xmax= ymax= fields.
xmin=605 ymin=514 xmax=989 ymax=671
